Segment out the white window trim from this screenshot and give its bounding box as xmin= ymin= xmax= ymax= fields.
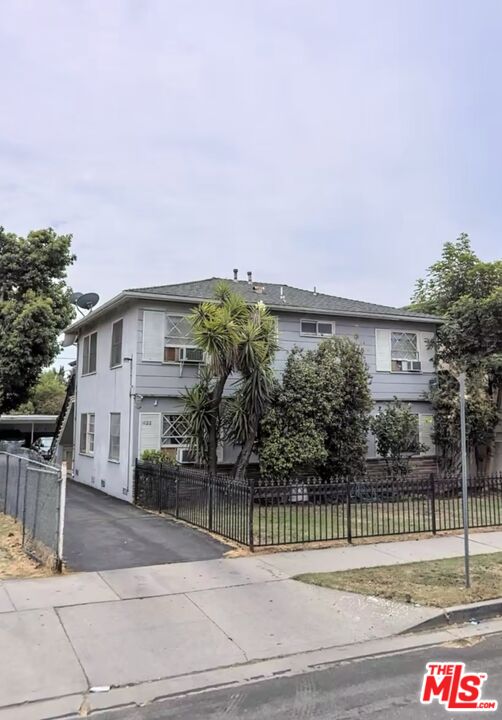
xmin=80 ymin=413 xmax=95 ymax=456
xmin=108 ymin=412 xmax=121 ymax=463
xmin=299 ymin=319 xmax=335 ymax=337
xmin=81 ymin=331 xmax=98 ymax=376
xmin=110 ymin=319 xmax=124 ymax=369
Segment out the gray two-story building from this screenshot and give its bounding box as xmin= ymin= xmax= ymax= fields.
xmin=62 ymin=273 xmax=441 ymax=500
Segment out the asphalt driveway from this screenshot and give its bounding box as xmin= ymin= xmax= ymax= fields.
xmin=63 ymin=481 xmax=230 ymax=571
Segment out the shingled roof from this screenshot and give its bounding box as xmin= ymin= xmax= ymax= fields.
xmin=128 ymin=277 xmax=441 ymax=322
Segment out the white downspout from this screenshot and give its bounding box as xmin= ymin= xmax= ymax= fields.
xmin=73 ymin=340 xmax=79 ymax=472
xmin=124 ymin=355 xmax=135 ymax=498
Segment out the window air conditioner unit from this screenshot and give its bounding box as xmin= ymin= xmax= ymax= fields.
xmin=401 ymin=360 xmax=421 ymax=372
xmin=177 ymin=447 xmax=196 ymax=464
xmin=179 ymin=347 xmax=204 ymax=363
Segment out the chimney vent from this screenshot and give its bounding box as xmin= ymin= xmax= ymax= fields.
xmin=233 ymin=268 xmax=238 ymax=282
xmin=313 ymin=286 xmax=317 ymax=296
xmin=247 ymin=271 xmax=253 ymax=284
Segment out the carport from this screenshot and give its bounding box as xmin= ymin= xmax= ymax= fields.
xmin=0 ymin=414 xmax=57 ymax=445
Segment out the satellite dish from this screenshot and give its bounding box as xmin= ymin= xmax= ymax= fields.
xmin=71 ymin=292 xmax=83 ymax=304
xmin=62 ymin=333 xmax=76 ymax=347
xmin=76 ymin=292 xmax=100 ymax=311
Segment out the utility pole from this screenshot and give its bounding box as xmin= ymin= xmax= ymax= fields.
xmin=458 ymin=371 xmax=470 ymax=588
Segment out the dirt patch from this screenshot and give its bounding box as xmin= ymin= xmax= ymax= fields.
xmin=0 ymin=514 xmax=50 ymax=579
xmin=295 ymin=552 xmax=502 ymax=608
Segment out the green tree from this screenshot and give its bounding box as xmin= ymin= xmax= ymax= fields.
xmin=259 ymin=338 xmax=372 ymax=480
xmin=13 ymin=368 xmax=68 ymax=415
xmin=0 ymin=227 xmax=75 ymax=414
xmin=428 ymin=370 xmax=498 ymax=475
xmin=183 ymin=283 xmax=277 ymax=478
xmin=370 ymin=399 xmax=427 ymax=476
xmin=409 ymin=234 xmax=502 ymax=473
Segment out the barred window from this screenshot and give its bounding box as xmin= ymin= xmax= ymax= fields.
xmin=166 ymin=315 xmax=192 ymax=342
xmin=391 ymin=332 xmax=418 ymax=371
xmin=164 ymin=315 xmax=204 ymax=364
xmin=161 ymin=414 xmax=190 ymax=446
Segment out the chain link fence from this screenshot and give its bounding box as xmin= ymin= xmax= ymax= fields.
xmin=0 ymin=450 xmax=66 ymax=570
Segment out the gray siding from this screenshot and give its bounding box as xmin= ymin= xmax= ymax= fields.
xmin=136 ymin=301 xmax=203 ymax=395
xmin=275 ymin=312 xmax=435 ymax=401
xmin=71 ymin=297 xmax=439 ymax=502
xmin=134 ymin=301 xmax=437 ymax=402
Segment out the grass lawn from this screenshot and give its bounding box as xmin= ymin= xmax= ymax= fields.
xmin=0 ymin=513 xmax=49 ymax=579
xmin=253 ymin=494 xmax=502 ymax=545
xmin=295 ymin=552 xmax=502 ymax=608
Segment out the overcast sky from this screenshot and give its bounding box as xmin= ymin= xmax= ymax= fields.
xmin=1 ymin=0 xmax=501 ymax=321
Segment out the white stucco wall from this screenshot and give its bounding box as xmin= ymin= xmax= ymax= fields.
xmin=73 ymin=304 xmax=137 ymax=500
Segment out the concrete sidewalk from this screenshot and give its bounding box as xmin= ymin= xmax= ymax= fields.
xmin=2 ymin=531 xmax=502 ymax=718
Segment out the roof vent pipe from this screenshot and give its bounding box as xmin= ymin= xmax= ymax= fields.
xmin=233 ymin=268 xmax=238 ymax=281
xmin=313 ymin=286 xmax=317 ymax=296
xmin=280 ymin=286 xmax=286 ymax=302
xmin=247 ymin=271 xmax=253 ymax=284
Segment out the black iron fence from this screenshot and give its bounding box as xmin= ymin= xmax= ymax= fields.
xmin=0 ymin=451 xmax=66 ymax=569
xmin=135 ymin=462 xmax=251 ymax=545
xmin=134 ymin=461 xmax=502 ymax=549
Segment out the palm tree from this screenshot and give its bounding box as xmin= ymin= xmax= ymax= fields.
xmin=183 ymin=283 xmax=277 ymax=478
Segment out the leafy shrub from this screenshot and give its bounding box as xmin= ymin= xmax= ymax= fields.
xmin=370 ymin=398 xmax=427 ymax=476
xmin=140 ymin=449 xmax=177 ymax=465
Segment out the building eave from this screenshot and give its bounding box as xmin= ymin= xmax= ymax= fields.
xmin=124 ymin=291 xmax=443 ymax=324
xmin=63 ymin=289 xmax=442 ymax=337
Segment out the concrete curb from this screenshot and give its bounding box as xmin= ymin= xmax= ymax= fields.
xmin=402 ymin=597 xmax=502 ymax=634
xmin=4 ymin=617 xmax=502 ymax=720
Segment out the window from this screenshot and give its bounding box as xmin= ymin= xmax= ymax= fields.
xmin=391 ymin=331 xmax=420 ymax=372
xmin=110 ymin=320 xmax=123 ymax=368
xmin=300 ymin=320 xmax=334 ymax=337
xmin=161 ymin=414 xmax=190 ymax=446
xmin=109 ymin=413 xmax=121 ymax=461
xmin=82 ymin=332 xmax=97 ymax=374
xmin=79 ymin=413 xmax=95 ymax=454
xmin=164 ymin=315 xmax=204 ymax=364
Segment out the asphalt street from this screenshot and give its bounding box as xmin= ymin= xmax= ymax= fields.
xmin=63 ymin=480 xmax=230 ymax=570
xmin=96 ymin=632 xmax=502 ymax=719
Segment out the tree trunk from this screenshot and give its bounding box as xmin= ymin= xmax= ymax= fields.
xmin=208 ymin=372 xmax=230 ymax=475
xmin=233 ymin=423 xmax=257 ymax=481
